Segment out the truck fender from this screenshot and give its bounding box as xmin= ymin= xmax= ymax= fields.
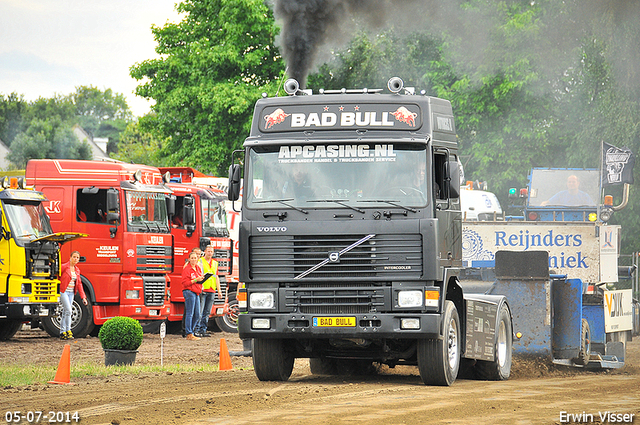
xmin=79 ymin=275 xmax=96 ymax=303
xmin=441 ymin=276 xmax=465 ymax=344
xmin=463 ymin=293 xmax=513 ymax=355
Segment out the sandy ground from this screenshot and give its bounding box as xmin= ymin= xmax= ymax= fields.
xmin=1 ymin=329 xmax=639 ymax=425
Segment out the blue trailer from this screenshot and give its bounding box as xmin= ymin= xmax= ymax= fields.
xmin=462 ymin=168 xmax=634 ymax=368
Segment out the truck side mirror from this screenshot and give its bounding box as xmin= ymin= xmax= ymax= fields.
xmin=183 ymin=195 xmax=195 ymax=236
xmin=106 ymin=188 xmax=120 ymax=238
xmin=166 ymin=195 xmax=176 ymax=217
xmin=228 ymin=164 xmax=241 ymax=201
xmin=445 ymin=160 xmax=461 ymax=199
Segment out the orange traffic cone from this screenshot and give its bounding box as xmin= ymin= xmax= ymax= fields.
xmin=218 ymin=338 xmax=233 ymax=371
xmin=48 ymin=344 xmax=74 ymax=385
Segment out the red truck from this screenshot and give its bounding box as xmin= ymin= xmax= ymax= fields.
xmin=159 ymin=167 xmax=238 ymax=332
xmin=26 ymin=159 xmax=173 ymax=337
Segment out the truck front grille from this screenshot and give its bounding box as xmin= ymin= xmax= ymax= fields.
xmin=143 ymin=276 xmax=166 ymax=306
xmin=33 ymin=280 xmax=57 ymax=302
xmin=249 ymin=233 xmax=422 ymax=281
xmin=137 ymin=245 xmax=172 ymax=272
xmin=285 ymin=285 xmax=388 ymax=314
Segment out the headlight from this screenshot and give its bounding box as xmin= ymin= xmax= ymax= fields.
xmin=125 ymin=290 xmax=140 ymax=299
xmin=249 ymin=292 xmax=275 ymax=309
xmin=398 ymin=290 xmax=423 ymax=308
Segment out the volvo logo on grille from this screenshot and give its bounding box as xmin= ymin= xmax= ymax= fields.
xmin=256 ymin=226 xmax=287 ymax=232
xmin=328 ymin=252 xmax=340 ymax=263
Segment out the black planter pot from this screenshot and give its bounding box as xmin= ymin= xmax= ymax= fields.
xmin=104 ymin=349 xmax=138 ymax=366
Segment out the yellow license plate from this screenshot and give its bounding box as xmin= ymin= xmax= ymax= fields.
xmin=313 ymin=317 xmax=356 ymax=327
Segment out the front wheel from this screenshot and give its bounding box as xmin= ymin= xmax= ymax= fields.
xmin=0 ymin=319 xmax=22 ymax=341
xmin=252 ymin=338 xmax=294 ymax=381
xmin=417 ymin=300 xmax=460 ymax=386
xmin=41 ymin=294 xmax=94 ymax=338
xmin=476 ymin=302 xmax=513 ymax=380
xmin=214 ymin=292 xmax=239 ymax=333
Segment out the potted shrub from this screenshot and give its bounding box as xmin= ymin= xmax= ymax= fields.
xmin=99 ymin=316 xmax=144 ymax=366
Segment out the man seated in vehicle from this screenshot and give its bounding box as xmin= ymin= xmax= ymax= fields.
xmin=540 ymin=174 xmax=596 ymax=207
xmin=282 ymin=163 xmax=315 ymax=199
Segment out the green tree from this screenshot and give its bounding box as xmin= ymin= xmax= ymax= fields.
xmin=112 ymin=118 xmax=167 ymax=166
xmin=7 ymin=117 xmax=92 ymax=168
xmin=130 ymin=0 xmax=284 ymax=176
xmin=0 ymin=93 xmax=29 ymax=146
xmin=69 ymin=86 xmax=133 ymax=154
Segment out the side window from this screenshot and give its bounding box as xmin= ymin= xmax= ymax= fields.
xmin=433 ymin=153 xmax=446 ymax=200
xmin=76 ymin=189 xmax=108 ymax=223
xmin=172 ymin=196 xmax=185 ymax=228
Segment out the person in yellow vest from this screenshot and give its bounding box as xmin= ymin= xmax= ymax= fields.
xmin=194 ymin=245 xmax=222 ymax=337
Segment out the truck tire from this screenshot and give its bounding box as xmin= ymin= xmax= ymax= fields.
xmin=41 ymin=294 xmax=95 ymax=338
xmin=476 ymin=302 xmax=512 ymax=380
xmin=309 ymin=357 xmax=338 ymax=375
xmin=573 ymin=318 xmax=591 ymax=366
xmin=214 ymin=292 xmax=239 ymax=333
xmin=417 ymin=300 xmax=460 ymax=386
xmin=0 ymin=319 xmax=22 ymax=341
xmin=252 ymin=338 xmax=294 ymax=381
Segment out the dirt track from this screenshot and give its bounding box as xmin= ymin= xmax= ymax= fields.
xmin=1 ymin=329 xmax=639 ymax=425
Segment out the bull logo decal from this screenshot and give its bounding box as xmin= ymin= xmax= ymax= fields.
xmin=391 ymin=106 xmax=418 ymax=127
xmin=264 ymin=108 xmax=291 ymax=129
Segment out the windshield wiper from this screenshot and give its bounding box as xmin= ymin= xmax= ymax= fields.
xmin=307 ymin=199 xmax=365 ymax=214
xmin=254 ymin=198 xmax=308 ymax=214
xmin=359 ymin=199 xmax=417 ymax=213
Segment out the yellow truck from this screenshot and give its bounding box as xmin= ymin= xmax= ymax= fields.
xmin=0 ymin=176 xmax=82 ymax=340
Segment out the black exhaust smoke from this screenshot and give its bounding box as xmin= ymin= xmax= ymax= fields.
xmin=273 ymin=0 xmax=425 ymax=88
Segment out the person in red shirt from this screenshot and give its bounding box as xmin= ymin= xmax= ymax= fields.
xmin=59 ymin=251 xmax=88 ymax=340
xmin=182 ymin=250 xmax=203 ymax=341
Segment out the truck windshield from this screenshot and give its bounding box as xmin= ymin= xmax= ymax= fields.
xmin=245 ymin=143 xmax=431 ymax=209
xmin=201 ymin=198 xmax=228 ymax=237
xmin=125 ymin=191 xmax=170 ymax=232
xmin=4 ymin=201 xmax=54 ymax=243
xmin=528 ymin=169 xmax=600 ymax=208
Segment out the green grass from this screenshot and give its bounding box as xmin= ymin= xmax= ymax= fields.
xmin=0 ymin=363 xmax=224 ymax=388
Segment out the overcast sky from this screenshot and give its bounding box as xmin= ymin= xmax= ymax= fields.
xmin=0 ymin=0 xmax=182 ymax=117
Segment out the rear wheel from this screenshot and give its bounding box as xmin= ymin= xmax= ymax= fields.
xmin=252 ymin=338 xmax=294 ymax=381
xmin=0 ymin=319 xmax=22 ymax=341
xmin=41 ymin=294 xmax=94 ymax=338
xmin=476 ymin=303 xmax=513 ymax=380
xmin=573 ymin=319 xmax=591 ymax=366
xmin=214 ymin=292 xmax=239 ymax=333
xmin=417 ymin=300 xmax=460 ymax=386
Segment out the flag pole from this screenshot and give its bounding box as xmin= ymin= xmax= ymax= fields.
xmin=598 ymin=140 xmax=603 ymax=221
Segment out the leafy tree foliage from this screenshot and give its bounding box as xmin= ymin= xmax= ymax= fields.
xmin=7 ymin=117 xmax=91 ymax=168
xmin=112 ymin=117 xmax=167 ymax=166
xmin=130 ymin=0 xmax=284 ymax=176
xmin=0 ymin=87 xmax=132 ymax=168
xmin=70 ymin=86 xmax=132 ymax=153
xmin=0 ymin=93 xmax=29 ymax=146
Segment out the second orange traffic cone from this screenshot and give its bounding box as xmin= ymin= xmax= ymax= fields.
xmin=48 ymin=344 xmax=74 ymax=385
xmin=218 ymin=338 xmax=233 ymax=371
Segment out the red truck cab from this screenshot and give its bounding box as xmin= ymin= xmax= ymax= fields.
xmin=26 ymin=159 xmax=173 ymax=337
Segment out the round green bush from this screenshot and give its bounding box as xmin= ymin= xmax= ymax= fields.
xmin=98 ymin=316 xmax=144 ymax=351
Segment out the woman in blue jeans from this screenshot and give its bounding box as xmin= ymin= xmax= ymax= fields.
xmin=59 ymin=251 xmax=88 ymax=340
xmin=181 ymin=251 xmax=203 ymax=340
